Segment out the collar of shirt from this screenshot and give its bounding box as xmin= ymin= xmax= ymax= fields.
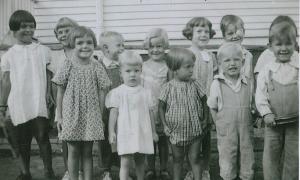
xmin=13 ymin=42 xmax=38 ymax=51
xmin=190 ymin=46 xmax=210 ymax=62
xmin=269 ymin=53 xmax=299 ymax=72
xmin=214 ymin=73 xmax=247 ymax=92
xmin=103 ymin=56 xmax=119 ymax=68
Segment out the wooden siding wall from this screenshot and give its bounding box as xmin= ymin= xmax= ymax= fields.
xmin=103 ymin=0 xmax=299 ymax=46
xmin=0 ymin=0 xmax=33 ymax=41
xmin=33 ymin=0 xmax=102 ymax=44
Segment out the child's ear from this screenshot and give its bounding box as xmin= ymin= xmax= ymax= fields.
xmin=267 ymin=43 xmax=273 ymax=52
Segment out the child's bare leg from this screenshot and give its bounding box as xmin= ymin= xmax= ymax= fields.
xmin=170 ymin=144 xmax=185 ymax=180
xmin=82 ymin=141 xmax=94 ymax=180
xmin=158 ymin=135 xmax=169 ymax=171
xmin=62 ymin=140 xmax=68 ymax=172
xmin=188 ymin=138 xmax=203 ymax=180
xmin=202 ymin=132 xmax=210 ymax=171
xmin=134 ymin=153 xmax=146 ymax=180
xmin=67 ymin=141 xmax=80 ymax=180
xmin=120 ymin=154 xmax=131 ymax=180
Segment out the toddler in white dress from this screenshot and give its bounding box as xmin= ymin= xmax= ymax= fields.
xmin=106 ymin=50 xmax=159 ymax=180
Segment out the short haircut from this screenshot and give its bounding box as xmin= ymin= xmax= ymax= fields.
xmin=182 ymin=17 xmax=216 ymax=40
xmin=119 ymin=50 xmax=143 ymax=67
xmin=68 ymin=26 xmax=97 ymax=48
xmin=220 ymin=15 xmax=245 ymax=37
xmin=166 ymin=48 xmax=196 ymax=71
xmin=9 ymin=10 xmax=36 ymax=31
xmin=269 ymin=22 xmax=297 ymax=44
xmin=54 ymin=17 xmax=78 ymax=35
xmin=98 ymin=31 xmax=123 ymax=49
xmin=217 ymin=42 xmax=244 ymax=62
xmin=143 ymin=28 xmax=169 ymax=49
xmin=269 ymin=15 xmax=298 ymax=36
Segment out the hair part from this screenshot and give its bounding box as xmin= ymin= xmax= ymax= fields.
xmin=143 ymin=28 xmax=169 ymax=49
xmin=270 ymin=15 xmax=298 ymax=36
xmin=220 ymin=15 xmax=245 ymax=37
xmin=99 ymin=31 xmax=123 ymax=49
xmin=269 ymin=22 xmax=297 ymax=44
xmin=182 ymin=17 xmax=216 ymax=40
xmin=9 ymin=10 xmax=36 ymax=31
xmin=68 ymin=26 xmax=97 ymax=48
xmin=54 ymin=17 xmax=78 ymax=35
xmin=217 ymin=42 xmax=244 ymax=62
xmin=166 ymin=48 xmax=196 ymax=71
xmin=119 ymin=50 xmax=143 ymax=67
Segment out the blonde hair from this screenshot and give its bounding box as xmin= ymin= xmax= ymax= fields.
xmin=143 ymin=28 xmax=169 ymax=49
xmin=182 ymin=17 xmax=216 ymax=40
xmin=119 ymin=50 xmax=143 ymax=67
xmin=54 ymin=17 xmax=78 ymax=36
xmin=98 ymin=31 xmax=123 ymax=49
xmin=217 ymin=42 xmax=243 ymax=62
xmin=220 ymin=15 xmax=245 ymax=37
xmin=68 ymin=26 xmax=97 ymax=48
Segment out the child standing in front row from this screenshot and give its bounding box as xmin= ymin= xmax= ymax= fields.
xmin=53 ymin=26 xmax=111 ymax=180
xmin=207 ymin=43 xmax=255 ymax=180
xmin=106 ymin=50 xmax=159 ymax=180
xmin=0 ymin=10 xmax=55 ymax=180
xmin=159 ymin=48 xmax=209 ymax=180
xmin=255 ymin=21 xmax=298 ymax=180
xmin=182 ymin=17 xmax=217 ymax=180
xmin=142 ymin=28 xmax=171 ymax=180
xmin=49 ymin=17 xmax=79 ymax=180
xmin=97 ymin=31 xmax=124 ymax=180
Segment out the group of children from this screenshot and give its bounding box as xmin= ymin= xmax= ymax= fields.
xmin=0 ymin=9 xmax=298 ymax=180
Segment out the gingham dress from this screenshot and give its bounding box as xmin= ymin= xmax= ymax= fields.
xmin=159 ymin=79 xmax=206 ymax=146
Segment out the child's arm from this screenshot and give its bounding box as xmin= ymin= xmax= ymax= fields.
xmin=149 ymin=109 xmax=159 ymax=142
xmin=108 ymin=107 xmax=118 ymax=144
xmin=210 ymin=108 xmax=217 ymax=124
xmin=0 ymin=72 xmax=10 ymax=123
xmin=56 ymin=85 xmax=65 ymax=133
xmin=158 ymin=100 xmax=170 ymax=136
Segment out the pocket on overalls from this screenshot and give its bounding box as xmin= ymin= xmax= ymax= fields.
xmin=216 ymin=113 xmax=229 ymax=137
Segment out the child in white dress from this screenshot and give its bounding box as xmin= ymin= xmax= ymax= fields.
xmin=106 ymin=50 xmax=159 ymax=180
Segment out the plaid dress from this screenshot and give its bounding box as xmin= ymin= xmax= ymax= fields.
xmin=159 ymin=79 xmax=206 ymax=146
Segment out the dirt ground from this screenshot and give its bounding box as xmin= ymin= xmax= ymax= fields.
xmin=0 ymin=132 xmax=264 ymax=180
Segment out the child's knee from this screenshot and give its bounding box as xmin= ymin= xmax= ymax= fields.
xmin=173 ymin=153 xmax=184 ymax=164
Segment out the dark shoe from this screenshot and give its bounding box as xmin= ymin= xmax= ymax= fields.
xmin=145 ymin=170 xmax=156 ymax=180
xmin=160 ymin=170 xmax=171 ymax=180
xmin=16 ymin=173 xmax=32 ymax=180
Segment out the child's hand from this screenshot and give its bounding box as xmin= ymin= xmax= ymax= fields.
xmin=264 ymin=113 xmax=276 ymax=127
xmin=57 ymin=121 xmax=63 ymax=133
xmin=153 ymin=132 xmax=159 ymax=143
xmin=109 ymin=132 xmax=117 ymax=144
xmin=164 ymin=126 xmax=171 ymax=137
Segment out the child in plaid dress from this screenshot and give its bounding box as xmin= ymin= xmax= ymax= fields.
xmin=158 ymin=48 xmax=209 ymax=180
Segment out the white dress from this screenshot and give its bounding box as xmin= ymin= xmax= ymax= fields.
xmin=106 ymin=84 xmax=155 ymax=155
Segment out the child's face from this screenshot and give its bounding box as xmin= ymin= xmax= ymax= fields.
xmin=56 ymin=27 xmax=72 ymax=47
xmin=105 ymin=36 xmax=125 ymax=61
xmin=14 ymin=22 xmax=35 ymax=45
xmin=148 ymin=37 xmax=166 ymax=61
xmin=191 ymin=25 xmax=210 ymax=49
xmin=121 ymin=64 xmax=142 ymax=87
xmin=220 ymin=50 xmax=243 ymax=78
xmin=224 ymin=24 xmax=244 ymax=44
xmin=74 ymin=35 xmax=95 ymax=60
xmin=270 ymin=38 xmax=295 ymax=63
xmin=176 ymin=58 xmax=195 ymax=81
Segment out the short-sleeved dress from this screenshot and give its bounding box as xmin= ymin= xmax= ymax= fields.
xmin=106 ymin=84 xmax=155 ymax=155
xmin=52 ymin=59 xmax=111 ymax=141
xmin=159 ymin=79 xmax=206 ymax=146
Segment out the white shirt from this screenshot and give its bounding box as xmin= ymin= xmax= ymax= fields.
xmin=1 ymin=43 xmax=51 ymax=125
xmin=255 ymin=53 xmax=298 ymax=116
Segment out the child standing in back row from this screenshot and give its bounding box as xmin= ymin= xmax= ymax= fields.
xmin=255 ymin=21 xmax=299 ymax=180
xmin=142 ymin=28 xmax=171 ymax=180
xmin=159 ymin=48 xmax=209 ymax=180
xmin=208 ymin=43 xmax=255 ymax=180
xmin=97 ymin=31 xmax=125 ymax=180
xmin=106 ymin=50 xmax=159 ymax=180
xmin=182 ymin=17 xmax=217 ymax=180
